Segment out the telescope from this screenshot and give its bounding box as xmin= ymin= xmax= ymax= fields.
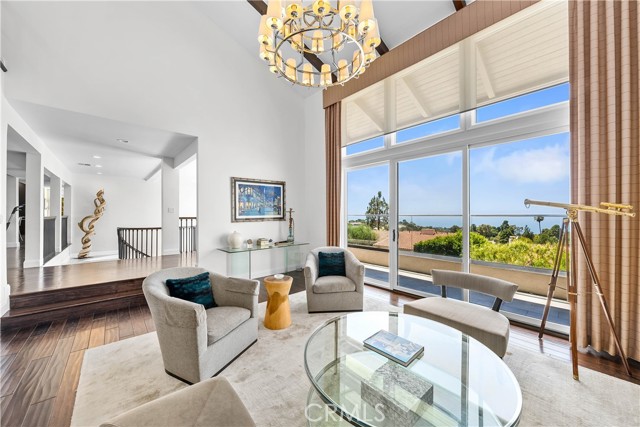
xmin=524 ymin=197 xmax=635 ymax=380
xmin=524 ymin=199 xmax=635 ymax=217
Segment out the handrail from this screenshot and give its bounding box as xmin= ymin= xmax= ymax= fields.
xmin=117 ymin=227 xmax=161 ymax=259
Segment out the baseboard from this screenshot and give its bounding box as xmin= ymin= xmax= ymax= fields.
xmin=23 ymin=258 xmax=43 ymax=268
xmin=6 ymin=242 xmax=20 ymax=248
xmin=74 ymin=250 xmax=118 ymax=258
xmin=162 ymin=249 xmax=180 ymax=256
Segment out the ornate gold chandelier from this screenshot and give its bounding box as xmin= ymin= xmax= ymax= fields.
xmin=258 ymin=0 xmax=380 ymax=88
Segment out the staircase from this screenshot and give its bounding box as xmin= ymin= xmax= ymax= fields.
xmin=1 ymin=278 xmax=147 ymax=330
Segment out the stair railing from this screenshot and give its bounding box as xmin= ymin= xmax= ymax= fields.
xmin=117 ymin=227 xmax=161 ymax=259
xmin=179 ymin=217 xmax=197 ymax=253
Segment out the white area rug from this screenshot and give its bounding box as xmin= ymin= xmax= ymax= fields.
xmin=72 ymin=292 xmax=639 ymax=427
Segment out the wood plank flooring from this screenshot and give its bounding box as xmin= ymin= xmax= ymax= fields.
xmin=7 ymin=249 xmax=197 ymax=295
xmin=1 ymin=285 xmax=638 ymax=427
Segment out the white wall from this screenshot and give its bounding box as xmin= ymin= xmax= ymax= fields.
xmin=71 ymin=174 xmax=161 ymax=256
xmin=1 ymin=96 xmax=75 ymax=312
xmin=303 ymin=91 xmax=327 ymax=251
xmin=2 ymin=3 xmax=318 ymax=278
xmin=179 ymin=159 xmax=197 ymax=217
xmin=161 ymin=158 xmax=180 ymax=255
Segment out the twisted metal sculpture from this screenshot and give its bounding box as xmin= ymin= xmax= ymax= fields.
xmin=78 ymin=189 xmax=106 ymax=258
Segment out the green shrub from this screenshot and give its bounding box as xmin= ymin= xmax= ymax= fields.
xmin=413 ymin=230 xmax=565 ymax=269
xmin=471 ymin=239 xmax=566 ymax=269
xmin=347 ymin=224 xmax=377 ymax=241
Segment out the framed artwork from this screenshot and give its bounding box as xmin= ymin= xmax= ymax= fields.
xmin=231 ymin=177 xmax=286 ymax=222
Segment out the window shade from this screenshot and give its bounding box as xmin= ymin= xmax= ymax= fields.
xmin=343 ymin=81 xmax=385 ymax=146
xmin=475 ymin=1 xmax=569 ymax=107
xmin=343 ymin=0 xmax=568 ymax=147
xmin=395 ymin=46 xmax=460 ymax=131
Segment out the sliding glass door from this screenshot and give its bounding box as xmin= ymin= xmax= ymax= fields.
xmin=345 ymin=163 xmax=390 ymax=288
xmin=395 ymin=151 xmax=463 ymax=296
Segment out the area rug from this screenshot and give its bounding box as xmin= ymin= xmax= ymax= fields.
xmin=72 ymin=292 xmax=639 ymax=427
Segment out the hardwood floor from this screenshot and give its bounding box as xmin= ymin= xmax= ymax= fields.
xmin=0 ymin=285 xmax=637 ymax=427
xmin=7 ymin=251 xmax=197 ymax=295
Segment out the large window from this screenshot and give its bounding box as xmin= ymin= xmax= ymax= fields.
xmin=341 ymin=0 xmax=570 ymax=331
xmin=343 ymin=89 xmax=570 ymax=331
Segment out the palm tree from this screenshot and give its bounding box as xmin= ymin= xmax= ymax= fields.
xmin=534 ymin=216 xmax=545 ymax=234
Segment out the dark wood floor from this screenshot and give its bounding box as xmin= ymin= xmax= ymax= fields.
xmin=1 ymin=285 xmax=637 ymax=427
xmin=7 ymin=248 xmax=197 ymax=295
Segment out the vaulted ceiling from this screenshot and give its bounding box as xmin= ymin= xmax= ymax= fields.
xmin=1 ymin=1 xmax=466 ymax=178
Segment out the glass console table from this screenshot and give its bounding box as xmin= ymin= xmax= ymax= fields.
xmin=217 ymin=242 xmax=309 ymax=279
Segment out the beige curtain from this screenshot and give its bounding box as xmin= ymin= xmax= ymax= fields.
xmin=570 ymin=0 xmax=639 ymax=361
xmin=325 ymin=102 xmax=342 ymax=247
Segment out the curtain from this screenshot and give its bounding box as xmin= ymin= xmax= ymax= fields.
xmin=570 ymin=0 xmax=639 ymax=361
xmin=325 ymin=102 xmax=342 ymax=247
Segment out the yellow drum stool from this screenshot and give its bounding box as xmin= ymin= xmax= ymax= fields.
xmin=263 ymin=275 xmax=293 ymax=330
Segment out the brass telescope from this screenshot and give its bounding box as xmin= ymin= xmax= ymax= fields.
xmin=524 ymin=198 xmax=635 ymax=380
xmin=524 ymin=199 xmax=635 ymax=217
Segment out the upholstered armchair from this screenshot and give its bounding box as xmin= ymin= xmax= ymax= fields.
xmin=304 ymin=246 xmax=364 ymax=313
xmin=143 ymin=267 xmax=259 ymax=384
xmin=404 ymin=269 xmax=518 ymax=357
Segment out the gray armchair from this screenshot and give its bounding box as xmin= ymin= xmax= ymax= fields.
xmin=143 ymin=267 xmax=259 ymax=384
xmin=404 ymin=270 xmax=518 ymax=357
xmin=304 ymin=247 xmax=364 ymax=313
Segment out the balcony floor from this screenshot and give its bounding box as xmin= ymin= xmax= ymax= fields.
xmin=364 ymin=267 xmax=570 ymax=326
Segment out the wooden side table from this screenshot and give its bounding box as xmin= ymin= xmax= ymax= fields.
xmin=263 ymin=275 xmax=293 ymax=330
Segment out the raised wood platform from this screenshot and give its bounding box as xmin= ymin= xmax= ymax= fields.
xmin=2 ymin=253 xmax=197 ymax=330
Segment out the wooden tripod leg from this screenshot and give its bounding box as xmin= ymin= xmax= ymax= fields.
xmin=568 ymin=235 xmax=580 ymax=381
xmin=572 ymin=222 xmax=633 ymax=377
xmin=539 ymin=218 xmax=569 ymax=339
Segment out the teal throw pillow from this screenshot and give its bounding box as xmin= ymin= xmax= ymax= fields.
xmin=165 ymin=272 xmax=217 ymax=309
xmin=318 ymin=252 xmax=346 ymax=277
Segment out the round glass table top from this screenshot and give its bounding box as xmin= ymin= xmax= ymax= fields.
xmin=304 ymin=312 xmax=522 ymax=427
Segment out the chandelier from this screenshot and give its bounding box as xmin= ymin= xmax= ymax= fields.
xmin=257 ymin=0 xmax=380 ymax=88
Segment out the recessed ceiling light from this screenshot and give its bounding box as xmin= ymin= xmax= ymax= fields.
xmin=116 ymin=138 xmax=129 ymax=143
xmin=97 ymin=172 xmax=103 ymax=175
xmin=95 ymin=165 xmax=103 ymax=168
xmin=93 ymin=155 xmax=101 ymax=159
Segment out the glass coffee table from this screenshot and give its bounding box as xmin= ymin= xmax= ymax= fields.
xmin=304 ymin=312 xmax=522 ymax=427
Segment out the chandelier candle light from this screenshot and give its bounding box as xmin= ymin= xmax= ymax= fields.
xmin=258 ymin=0 xmax=380 ymax=88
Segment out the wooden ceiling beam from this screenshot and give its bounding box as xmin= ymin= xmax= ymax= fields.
xmin=247 ymin=0 xmax=267 ymax=15
xmin=376 ymin=40 xmax=390 ymax=56
xmin=452 ymin=0 xmax=466 ymax=12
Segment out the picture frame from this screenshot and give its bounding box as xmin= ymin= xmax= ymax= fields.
xmin=231 ymin=177 xmax=286 ymax=222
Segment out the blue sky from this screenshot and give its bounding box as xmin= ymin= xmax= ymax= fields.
xmin=347 ymin=84 xmax=570 ymax=230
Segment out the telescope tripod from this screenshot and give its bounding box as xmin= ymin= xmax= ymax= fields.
xmin=538 ymin=212 xmax=633 ymax=380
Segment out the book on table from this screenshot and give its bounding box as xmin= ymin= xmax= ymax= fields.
xmin=363 ymin=330 xmax=424 ymax=367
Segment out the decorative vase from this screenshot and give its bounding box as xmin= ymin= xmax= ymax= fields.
xmin=227 ymin=231 xmax=243 ymax=249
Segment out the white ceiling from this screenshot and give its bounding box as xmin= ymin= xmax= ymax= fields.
xmin=10 ymin=100 xmax=196 ymax=179
xmin=1 ymin=1 xmax=460 ymax=178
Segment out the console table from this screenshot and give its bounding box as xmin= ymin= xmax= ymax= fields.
xmin=217 ymin=242 xmax=309 ymax=279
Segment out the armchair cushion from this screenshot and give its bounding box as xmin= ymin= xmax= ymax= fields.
xmin=313 ymin=276 xmax=356 ymax=294
xmin=318 ymin=252 xmax=346 ymax=277
xmin=166 ymin=272 xmax=217 ymax=309
xmin=205 ymin=306 xmax=251 ymax=345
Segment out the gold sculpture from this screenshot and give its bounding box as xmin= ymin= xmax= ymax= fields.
xmin=78 ymin=189 xmax=106 ymax=259
xmin=524 ymin=199 xmax=635 ymax=380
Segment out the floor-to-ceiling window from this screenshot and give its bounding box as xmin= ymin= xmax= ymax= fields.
xmin=342 ymin=1 xmax=570 ymax=332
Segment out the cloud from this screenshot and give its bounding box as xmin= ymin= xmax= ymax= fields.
xmin=474 ymin=144 xmax=570 ymax=184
